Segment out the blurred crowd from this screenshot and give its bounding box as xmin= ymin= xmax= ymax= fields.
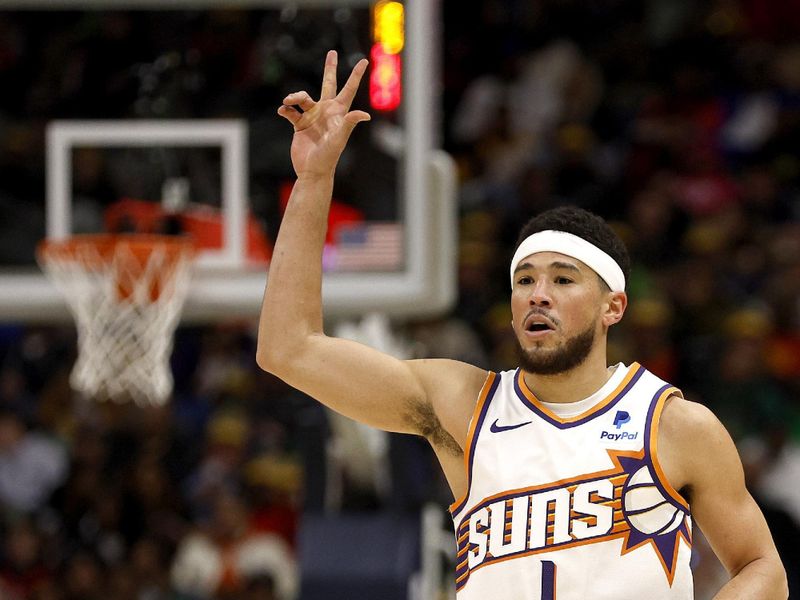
xmin=1 ymin=0 xmax=800 ymax=598
xmin=442 ymin=0 xmax=800 ymax=593
xmin=0 ymin=325 xmax=307 ymax=599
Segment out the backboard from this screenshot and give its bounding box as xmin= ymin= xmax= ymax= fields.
xmin=0 ymin=0 xmax=455 ymax=321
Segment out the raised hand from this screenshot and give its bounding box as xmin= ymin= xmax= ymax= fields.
xmin=278 ymin=50 xmax=371 ymax=178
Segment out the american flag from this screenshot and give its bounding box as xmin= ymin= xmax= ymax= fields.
xmin=323 ymin=222 xmax=404 ymax=272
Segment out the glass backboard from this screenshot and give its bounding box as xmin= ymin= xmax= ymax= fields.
xmin=0 ymin=0 xmax=455 ymax=321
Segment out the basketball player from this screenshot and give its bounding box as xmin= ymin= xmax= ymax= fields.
xmin=257 ymin=51 xmax=787 ymax=599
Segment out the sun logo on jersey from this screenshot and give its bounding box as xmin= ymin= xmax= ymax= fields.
xmin=614 ymin=451 xmax=692 ymax=584
xmin=454 ymin=449 xmax=691 ymax=592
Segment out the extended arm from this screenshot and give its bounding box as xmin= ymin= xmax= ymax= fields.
xmin=660 ymin=398 xmax=788 ymax=599
xmin=256 ymin=51 xmax=485 ymax=443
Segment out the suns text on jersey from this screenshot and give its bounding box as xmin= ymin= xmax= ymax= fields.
xmin=456 ymin=471 xmax=629 ymax=582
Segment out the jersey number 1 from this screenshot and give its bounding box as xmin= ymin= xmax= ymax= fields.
xmin=541 ymin=560 xmax=556 ymax=600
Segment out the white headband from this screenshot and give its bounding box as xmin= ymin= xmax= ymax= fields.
xmin=510 ymin=230 xmax=626 ymax=292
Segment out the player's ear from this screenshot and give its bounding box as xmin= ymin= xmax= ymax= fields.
xmin=602 ymin=291 xmax=627 ymax=327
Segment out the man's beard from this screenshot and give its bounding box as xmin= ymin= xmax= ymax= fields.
xmin=515 ymin=322 xmax=596 ymax=375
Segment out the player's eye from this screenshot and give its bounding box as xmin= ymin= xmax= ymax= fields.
xmin=555 ymin=277 xmax=573 ymax=285
xmin=517 ymin=276 xmax=533 ymax=285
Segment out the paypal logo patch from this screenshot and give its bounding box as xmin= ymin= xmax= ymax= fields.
xmin=613 ymin=410 xmax=630 ymax=429
xmin=600 ymin=411 xmax=637 ymax=441
xmin=600 ymin=430 xmax=638 ymax=441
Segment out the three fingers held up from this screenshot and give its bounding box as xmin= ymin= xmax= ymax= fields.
xmin=278 ymin=51 xmax=371 ymax=128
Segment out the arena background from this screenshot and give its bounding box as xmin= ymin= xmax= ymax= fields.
xmin=0 ymin=0 xmax=799 ymax=598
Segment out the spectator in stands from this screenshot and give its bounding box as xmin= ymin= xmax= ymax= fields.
xmin=171 ymin=488 xmax=297 ymax=600
xmin=0 ymin=519 xmax=54 ymax=599
xmin=0 ymin=409 xmax=67 ymax=514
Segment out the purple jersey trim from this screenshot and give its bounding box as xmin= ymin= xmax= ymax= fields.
xmin=455 ymin=469 xmax=618 ymax=529
xmin=617 ymin=382 xmax=691 ymax=582
xmin=642 ymin=383 xmax=689 ymax=513
xmin=513 ymin=363 xmax=646 ymax=429
xmin=450 ymin=373 xmax=501 ymax=519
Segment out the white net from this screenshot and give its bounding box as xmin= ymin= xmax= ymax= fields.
xmin=38 ymin=235 xmax=194 ymax=405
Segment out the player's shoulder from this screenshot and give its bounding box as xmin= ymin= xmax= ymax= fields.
xmin=659 ymin=395 xmax=732 ymax=464
xmin=405 ymin=358 xmax=490 ymax=451
xmin=405 ymin=358 xmax=491 ymax=422
xmin=406 ymin=357 xmax=490 ymax=398
xmin=661 ymin=395 xmax=723 ymax=435
xmin=658 ymin=394 xmax=753 ymax=500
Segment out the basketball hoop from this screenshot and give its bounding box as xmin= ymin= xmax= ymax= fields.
xmin=37 ymin=234 xmax=195 ymax=406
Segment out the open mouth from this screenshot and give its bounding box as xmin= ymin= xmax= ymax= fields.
xmin=524 ymin=314 xmax=556 ymax=333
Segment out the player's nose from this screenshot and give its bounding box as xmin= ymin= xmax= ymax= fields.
xmin=528 ymin=280 xmax=552 ymax=306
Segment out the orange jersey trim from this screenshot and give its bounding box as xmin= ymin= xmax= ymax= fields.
xmin=516 ymin=362 xmax=642 ymax=424
xmin=450 ymin=371 xmax=498 ymax=516
xmin=647 ymin=387 xmax=690 ymax=511
xmin=455 ymin=452 xmax=639 ymax=530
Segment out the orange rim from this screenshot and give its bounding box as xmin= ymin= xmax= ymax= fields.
xmin=37 ymin=234 xmax=195 ymax=302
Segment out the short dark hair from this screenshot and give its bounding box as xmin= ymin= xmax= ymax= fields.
xmin=515 ymin=206 xmax=630 ymax=289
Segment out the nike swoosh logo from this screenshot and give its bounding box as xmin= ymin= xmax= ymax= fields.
xmin=490 ymin=419 xmax=532 ymax=433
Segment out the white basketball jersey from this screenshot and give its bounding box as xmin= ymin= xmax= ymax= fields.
xmin=450 ymin=362 xmax=693 ymax=600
